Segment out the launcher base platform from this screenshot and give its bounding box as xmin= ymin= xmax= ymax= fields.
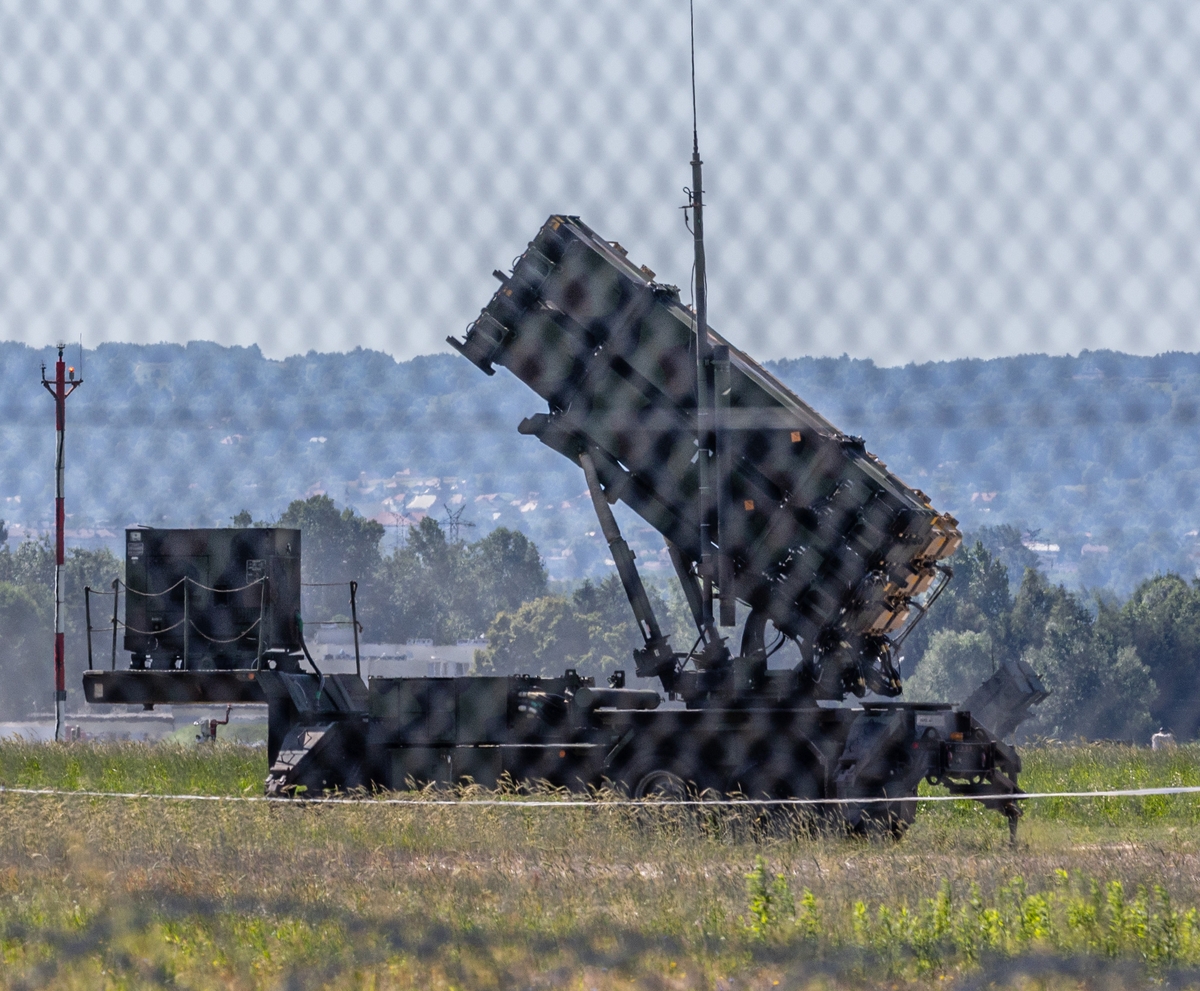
xmin=259 ymin=670 xmax=1023 ymax=837
xmin=82 ymin=670 xmax=266 ymax=706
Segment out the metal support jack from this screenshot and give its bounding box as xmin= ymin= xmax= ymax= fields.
xmin=182 ymin=581 xmax=190 ymax=670
xmin=84 ymin=587 xmax=94 ymax=672
xmin=254 ymin=577 xmax=267 ymax=671
xmin=110 ymin=579 xmax=120 ymax=671
xmin=350 ymin=580 xmax=362 ymax=683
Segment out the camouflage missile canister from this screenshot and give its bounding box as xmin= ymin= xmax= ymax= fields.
xmin=450 ymin=215 xmax=960 ymax=698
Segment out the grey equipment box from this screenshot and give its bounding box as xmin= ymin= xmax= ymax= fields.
xmin=83 ymin=528 xmax=302 ymax=705
xmin=123 ymin=527 xmax=301 ymax=669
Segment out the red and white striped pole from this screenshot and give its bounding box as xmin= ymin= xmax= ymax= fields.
xmin=41 ymin=345 xmax=81 ymax=742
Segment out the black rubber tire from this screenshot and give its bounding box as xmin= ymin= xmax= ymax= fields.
xmin=850 ymin=781 xmax=918 ymax=840
xmin=633 ymin=769 xmax=690 ymax=800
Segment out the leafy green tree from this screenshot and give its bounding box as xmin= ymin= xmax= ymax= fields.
xmin=1109 ymin=574 xmax=1200 ymax=737
xmin=904 ymin=630 xmax=995 ymax=703
xmin=0 ymin=540 xmax=120 ymax=717
xmin=0 ymin=538 xmax=121 ymax=639
xmin=1009 ymin=568 xmax=1068 ymax=659
xmin=371 ymin=521 xmax=548 ymax=645
xmin=475 ymin=596 xmax=589 ymax=676
xmin=277 ymin=495 xmax=385 ymax=585
xmin=464 ymin=527 xmax=547 ymax=630
xmin=276 ymin=495 xmax=385 ymax=622
xmin=1024 ymin=641 xmax=1154 ymax=742
xmin=375 ymin=517 xmax=468 ymax=644
xmin=973 ymin=524 xmax=1040 ymax=582
xmin=650 ymin=575 xmax=706 ymax=652
xmin=0 ymin=582 xmax=49 ymax=718
xmin=568 ymin=574 xmax=645 ymax=679
xmin=0 ymin=535 xmax=56 ymax=599
xmin=902 ymin=539 xmax=1013 ymax=667
xmin=906 ymin=554 xmax=1159 ymax=741
xmin=63 ymin=545 xmax=124 ymax=659
xmin=475 ymin=572 xmax=665 ymax=680
xmin=1008 ymin=573 xmax=1155 ymax=741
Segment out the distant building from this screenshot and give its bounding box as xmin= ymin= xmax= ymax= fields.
xmin=309 ymin=628 xmax=481 ymax=678
xmin=1023 ymin=540 xmax=1061 ymax=570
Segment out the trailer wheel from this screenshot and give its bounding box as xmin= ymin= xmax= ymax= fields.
xmin=633 ymin=769 xmax=689 ymax=800
xmin=726 ymin=755 xmax=823 ymax=837
xmin=852 ymin=780 xmax=918 ymax=840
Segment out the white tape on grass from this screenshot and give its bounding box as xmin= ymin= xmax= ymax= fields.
xmin=2 ymin=785 xmax=1200 ymax=807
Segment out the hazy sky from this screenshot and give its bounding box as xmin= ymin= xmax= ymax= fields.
xmin=2 ymin=0 xmax=1199 ymax=364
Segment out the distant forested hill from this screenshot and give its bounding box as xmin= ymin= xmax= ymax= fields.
xmin=0 ymin=341 xmax=1197 ymax=591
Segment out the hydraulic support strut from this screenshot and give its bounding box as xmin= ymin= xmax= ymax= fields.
xmin=579 ymin=451 xmax=676 ymax=680
xmin=664 ymin=538 xmax=727 ymax=670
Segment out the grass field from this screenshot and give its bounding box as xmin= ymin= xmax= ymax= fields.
xmin=3 ymin=741 xmax=1200 ymax=989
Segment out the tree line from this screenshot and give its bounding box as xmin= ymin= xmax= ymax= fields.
xmin=265 ymin=495 xmax=669 ymax=678
xmin=5 ymin=494 xmax=1200 ymax=745
xmin=0 ymin=528 xmax=120 ymax=719
xmin=456 ymin=513 xmax=1200 ymax=744
xmin=904 ymin=530 xmax=1200 ymax=742
xmin=260 ymin=496 xmax=549 ymax=645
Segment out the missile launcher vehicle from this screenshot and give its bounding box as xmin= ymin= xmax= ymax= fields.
xmin=77 ymin=210 xmax=1044 ymax=835
xmin=250 ymin=214 xmax=1042 ymax=837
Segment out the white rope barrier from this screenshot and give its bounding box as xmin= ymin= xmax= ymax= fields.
xmin=2 ymin=784 xmax=1200 ymax=807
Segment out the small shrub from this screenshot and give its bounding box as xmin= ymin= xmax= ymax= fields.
xmin=743 ymin=855 xmax=794 ymax=940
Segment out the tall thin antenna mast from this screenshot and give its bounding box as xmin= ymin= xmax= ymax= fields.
xmin=689 ymin=0 xmax=715 ymax=631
